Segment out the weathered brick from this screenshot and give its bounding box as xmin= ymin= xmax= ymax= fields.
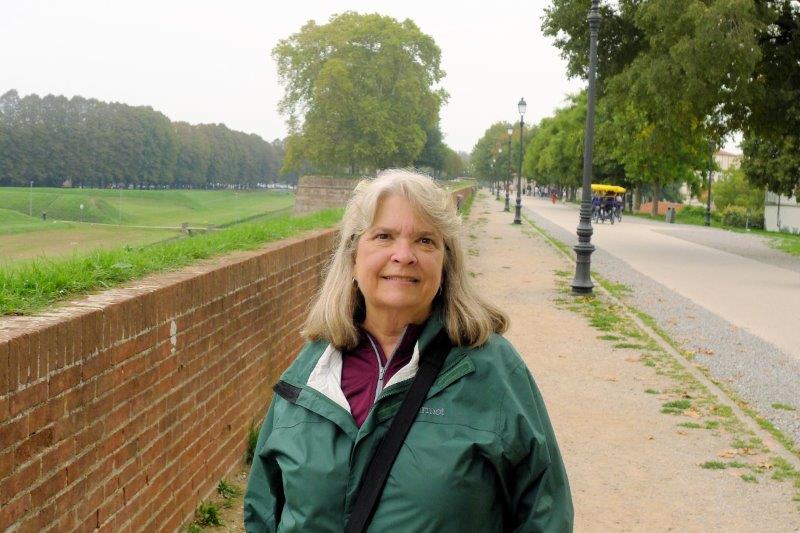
xmin=9 ymin=381 xmax=47 ymax=418
xmin=14 ymin=426 xmax=54 ymax=465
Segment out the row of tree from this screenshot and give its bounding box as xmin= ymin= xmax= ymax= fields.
xmin=0 ymin=90 xmax=287 ymax=187
xmin=273 ymin=12 xmax=466 ymax=179
xmin=472 ymin=0 xmax=799 ymax=211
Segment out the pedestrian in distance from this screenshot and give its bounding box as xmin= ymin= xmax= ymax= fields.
xmin=244 ymin=170 xmax=573 ymax=532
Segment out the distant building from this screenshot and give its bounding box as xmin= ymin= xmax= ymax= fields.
xmin=680 ymin=149 xmax=742 ymax=204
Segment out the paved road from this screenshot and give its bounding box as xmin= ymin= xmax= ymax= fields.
xmin=525 ymin=198 xmax=800 ymax=361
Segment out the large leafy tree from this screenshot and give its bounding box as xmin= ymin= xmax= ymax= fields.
xmin=273 ymin=12 xmax=447 ymax=174
xmin=739 ymin=1 xmax=800 ymax=198
xmin=544 ymin=0 xmax=800 ymax=199
xmin=542 ymin=0 xmax=761 ymax=210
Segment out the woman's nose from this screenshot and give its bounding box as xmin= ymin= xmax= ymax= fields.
xmin=391 ymin=240 xmax=416 ymax=264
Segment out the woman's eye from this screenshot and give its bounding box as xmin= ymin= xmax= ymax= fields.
xmin=420 ymin=237 xmax=432 ymax=245
xmin=376 ymin=233 xmax=390 ymax=240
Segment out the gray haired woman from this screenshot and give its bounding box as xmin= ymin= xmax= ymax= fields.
xmin=245 ymin=170 xmax=572 ymax=532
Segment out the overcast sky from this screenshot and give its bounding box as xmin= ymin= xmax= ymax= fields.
xmin=2 ymin=1 xmax=587 ymax=153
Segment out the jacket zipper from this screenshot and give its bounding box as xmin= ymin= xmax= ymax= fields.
xmin=365 ymin=326 xmax=407 ymax=403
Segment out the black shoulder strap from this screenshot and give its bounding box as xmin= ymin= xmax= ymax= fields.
xmin=344 ymin=329 xmax=452 ymax=533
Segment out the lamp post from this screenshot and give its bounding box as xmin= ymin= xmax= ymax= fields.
xmin=705 ymin=140 xmax=715 ymax=227
xmin=503 ymin=146 xmax=510 ymax=212
xmin=507 ymin=127 xmax=513 ymax=214
xmin=492 ymin=157 xmax=500 ymax=200
xmin=571 ymin=0 xmax=601 ymax=294
xmin=514 ymin=99 xmax=526 ymax=224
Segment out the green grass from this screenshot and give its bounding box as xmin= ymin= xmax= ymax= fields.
xmin=770 ymin=232 xmax=800 ymax=256
xmin=645 ymin=388 xmax=660 ymax=394
xmin=678 ymin=421 xmax=703 ymax=429
xmin=661 ymin=399 xmax=692 ymax=414
xmin=701 ymin=461 xmax=728 ymax=470
xmin=0 ymin=208 xmax=342 ymax=316
xmin=772 ymin=403 xmax=796 ymax=411
xmin=194 ymin=502 xmax=222 ymax=527
xmin=0 ymin=186 xmax=293 ymax=228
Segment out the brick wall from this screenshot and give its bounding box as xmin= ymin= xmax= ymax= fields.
xmin=0 ymin=230 xmax=336 ymax=532
xmin=292 ymin=175 xmax=362 ymax=216
xmin=0 ymin=184 xmax=473 ymax=532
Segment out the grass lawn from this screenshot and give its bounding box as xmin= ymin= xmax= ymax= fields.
xmin=0 ymin=187 xmax=293 ymax=227
xmin=0 ymin=187 xmax=295 ymax=263
xmin=0 ymin=208 xmax=342 ymax=316
xmin=0 ymin=224 xmax=177 ymax=264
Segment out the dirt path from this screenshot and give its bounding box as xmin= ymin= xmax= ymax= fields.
xmin=466 ymin=192 xmax=799 ymax=531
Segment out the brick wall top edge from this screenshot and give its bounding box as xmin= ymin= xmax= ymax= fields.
xmin=0 ymin=228 xmax=338 ymax=338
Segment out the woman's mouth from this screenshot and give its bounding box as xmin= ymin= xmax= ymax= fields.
xmin=381 ymin=275 xmax=419 ymax=283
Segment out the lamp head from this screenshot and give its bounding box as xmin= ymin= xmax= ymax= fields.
xmin=518 ymin=97 xmax=527 ymax=116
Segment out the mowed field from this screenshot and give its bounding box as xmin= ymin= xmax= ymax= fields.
xmin=0 ymin=187 xmax=294 ymax=264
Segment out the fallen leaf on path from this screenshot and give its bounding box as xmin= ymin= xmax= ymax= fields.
xmin=625 ymin=356 xmax=640 ymax=363
xmin=718 ymin=449 xmax=737 ymax=458
xmin=677 ymin=430 xmax=688 ymax=436
xmin=603 ymin=376 xmax=618 ymax=382
xmin=740 ymin=447 xmax=759 ymax=456
xmin=756 ymin=460 xmax=773 ymax=470
xmin=647 ymin=435 xmax=655 ymax=440
xmin=684 ymin=408 xmax=702 ymax=419
xmin=696 ymin=348 xmax=715 ymax=356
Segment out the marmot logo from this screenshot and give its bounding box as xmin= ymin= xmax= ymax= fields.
xmin=419 ymin=406 xmax=445 ymax=416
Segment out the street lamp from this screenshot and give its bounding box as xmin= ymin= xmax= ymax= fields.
xmin=514 ymin=99 xmax=526 ymax=224
xmin=705 ymin=140 xmax=715 ymax=227
xmin=506 ymin=127 xmax=513 ymax=212
xmin=571 ymin=0 xmax=601 ymax=294
xmin=492 ymin=157 xmax=500 ymax=200
xmin=501 ymin=146 xmax=510 ymax=212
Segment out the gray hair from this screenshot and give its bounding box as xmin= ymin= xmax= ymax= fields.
xmin=302 ymin=169 xmax=508 ymax=349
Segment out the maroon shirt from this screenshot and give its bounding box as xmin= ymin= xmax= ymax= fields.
xmin=341 ymin=323 xmax=423 ymax=427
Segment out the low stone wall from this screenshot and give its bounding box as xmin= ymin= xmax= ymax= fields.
xmin=0 ymin=230 xmax=335 ymax=532
xmin=292 ymin=175 xmax=362 ymax=216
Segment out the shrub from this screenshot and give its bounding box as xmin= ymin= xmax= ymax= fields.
xmin=714 ymin=169 xmax=763 ymax=212
xmin=721 ymin=205 xmax=764 ymax=229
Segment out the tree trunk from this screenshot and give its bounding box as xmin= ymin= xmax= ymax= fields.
xmin=651 ymin=182 xmax=661 ymax=217
xmin=633 ymin=187 xmax=641 ymax=212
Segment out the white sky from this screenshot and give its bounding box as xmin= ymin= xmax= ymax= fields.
xmin=1 ymin=0 xmax=590 ymax=154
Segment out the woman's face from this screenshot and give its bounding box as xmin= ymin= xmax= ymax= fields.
xmin=354 ymin=194 xmax=445 ymax=323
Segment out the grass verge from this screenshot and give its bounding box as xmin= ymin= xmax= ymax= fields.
xmin=0 ymin=208 xmax=342 ymax=316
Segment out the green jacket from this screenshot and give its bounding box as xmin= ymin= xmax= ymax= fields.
xmin=244 ymin=313 xmax=573 ymax=532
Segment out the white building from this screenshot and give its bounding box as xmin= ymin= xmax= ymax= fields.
xmin=765 ymin=191 xmax=800 ymax=234
xmin=680 ymin=149 xmax=742 ymax=204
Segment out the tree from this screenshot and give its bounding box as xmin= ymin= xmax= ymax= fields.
xmin=273 ymin=12 xmax=447 ymax=174
xmin=738 ymin=1 xmax=800 ymax=198
xmin=0 ymin=90 xmax=284 ymax=187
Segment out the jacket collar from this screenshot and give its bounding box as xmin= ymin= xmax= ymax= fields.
xmin=297 ymin=308 xmax=448 ymax=410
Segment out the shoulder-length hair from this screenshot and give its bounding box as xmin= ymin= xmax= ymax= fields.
xmin=302 ymin=169 xmax=508 ymax=350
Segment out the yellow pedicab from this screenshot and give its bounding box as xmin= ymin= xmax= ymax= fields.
xmin=590 ymin=184 xmax=626 ymax=224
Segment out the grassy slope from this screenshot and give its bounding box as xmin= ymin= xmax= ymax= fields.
xmin=0 ymin=187 xmax=293 ymax=227
xmin=0 ymin=208 xmax=343 ymax=316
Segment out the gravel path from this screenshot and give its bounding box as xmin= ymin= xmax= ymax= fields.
xmin=522 ymin=200 xmax=800 ymax=445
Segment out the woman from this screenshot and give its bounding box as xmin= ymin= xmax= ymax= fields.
xmin=244 ymin=170 xmax=573 ymax=532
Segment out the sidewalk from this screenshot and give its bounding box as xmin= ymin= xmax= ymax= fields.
xmin=465 ymin=191 xmax=799 ymax=531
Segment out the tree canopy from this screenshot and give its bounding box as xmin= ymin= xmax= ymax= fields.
xmin=273 ymin=12 xmax=448 ymax=174
xmin=0 ymin=90 xmax=284 ymax=187
xmin=542 ymin=0 xmax=800 ymax=198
